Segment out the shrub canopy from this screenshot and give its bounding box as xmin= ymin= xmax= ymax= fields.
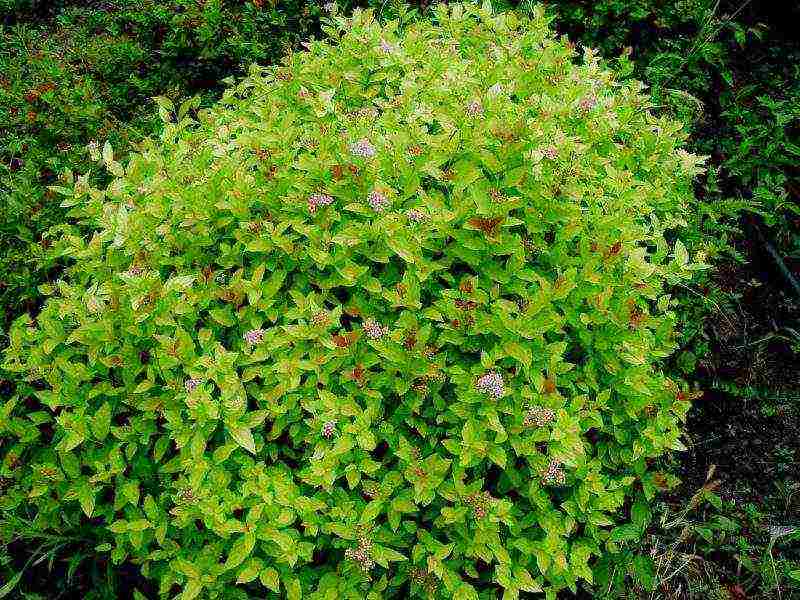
xmin=1 ymin=4 xmax=705 ymax=598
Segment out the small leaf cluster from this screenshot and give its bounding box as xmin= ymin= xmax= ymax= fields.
xmin=1 ymin=4 xmax=705 ymax=598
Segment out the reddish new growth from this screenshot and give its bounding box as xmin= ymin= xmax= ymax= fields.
xmin=362 ymin=481 xmax=379 ymax=499
xmin=410 ymin=567 xmax=438 ymax=594
xmin=176 ymin=487 xmax=196 ymax=504
xmin=344 ymin=536 xmax=375 ymax=573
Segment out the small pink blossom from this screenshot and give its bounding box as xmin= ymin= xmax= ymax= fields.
xmin=406 ymin=208 xmax=427 ymax=223
xmin=345 ymin=537 xmax=375 ymax=573
xmin=184 ymin=378 xmax=201 ymax=394
xmin=465 ymin=99 xmax=483 ymax=117
xmin=349 ymin=138 xmax=376 ymax=158
xmin=352 ymin=107 xmax=379 ymax=120
xmin=578 ymin=95 xmax=597 ymax=112
xmin=367 ymin=190 xmax=390 ymax=212
xmin=243 ymin=328 xmax=265 ymax=345
xmin=542 ymin=460 xmax=566 ymax=486
xmin=364 ymin=319 xmax=388 ymax=340
xmin=321 ymin=420 xmax=337 ymax=439
xmin=125 ymin=265 xmax=145 ymax=277
xmin=542 ymin=145 xmax=558 ymax=160
xmin=308 ymin=193 xmax=334 ymax=214
xmin=524 ymin=406 xmax=555 ymax=427
xmin=476 ymin=371 xmax=504 ymax=399
xmin=379 ymin=39 xmax=397 ymax=54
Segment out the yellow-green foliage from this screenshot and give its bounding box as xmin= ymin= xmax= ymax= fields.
xmin=1 ymin=4 xmax=706 ymax=598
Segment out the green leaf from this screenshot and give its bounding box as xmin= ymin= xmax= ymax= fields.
xmin=285 ymin=576 xmax=302 ymax=600
xmin=229 ymin=425 xmax=256 ymax=454
xmin=674 ymin=240 xmax=689 ymax=266
xmin=224 ymin=532 xmax=256 ymax=570
xmin=360 ymin=500 xmax=385 ymax=524
xmin=92 ymin=402 xmax=111 ymax=441
xmin=77 ymin=482 xmax=95 ymax=517
xmin=487 ymin=444 xmax=507 ymax=469
xmin=210 ymin=308 xmax=234 ymax=327
xmin=260 ymin=567 xmax=280 ymax=592
xmin=631 ymin=555 xmax=655 ymax=591
xmin=608 ymin=524 xmax=641 ymax=543
xmin=372 ymin=544 xmax=407 ymax=568
xmin=0 ymin=570 xmax=23 ymax=599
xmin=177 ymin=580 xmax=202 ymax=600
xmin=503 ymin=341 xmax=531 ymax=368
xmin=236 ymin=558 xmax=263 ymax=584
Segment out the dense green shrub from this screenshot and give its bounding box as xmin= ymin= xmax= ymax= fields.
xmin=1 ymin=3 xmax=707 ymax=598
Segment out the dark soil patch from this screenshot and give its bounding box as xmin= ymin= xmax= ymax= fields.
xmin=7 ymin=537 xmax=157 ymax=599
xmin=695 ymin=231 xmax=799 ymax=394
xmin=677 ymin=389 xmax=800 ymax=508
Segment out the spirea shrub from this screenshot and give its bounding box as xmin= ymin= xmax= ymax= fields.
xmin=1 ymin=4 xmax=707 ymax=598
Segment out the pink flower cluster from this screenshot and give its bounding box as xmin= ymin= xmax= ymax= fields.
xmin=406 ymin=208 xmax=428 ymax=223
xmin=308 ymin=193 xmax=334 ymax=214
xmin=579 ymin=95 xmax=597 ymax=112
xmin=243 ymin=328 xmax=265 ymax=345
xmin=184 ymin=378 xmax=201 ymax=394
xmin=321 ymin=420 xmax=337 ymax=439
xmin=349 ymin=138 xmax=376 ymax=158
xmin=542 ymin=460 xmax=566 ymax=486
xmin=379 ymin=39 xmax=397 ymax=54
xmin=524 ymin=406 xmax=555 ymax=428
xmin=364 ymin=319 xmax=388 ymax=340
xmin=476 ymin=371 xmax=504 ymax=399
xmin=542 ymin=145 xmax=558 ymax=160
xmin=464 ymin=491 xmax=493 ymax=519
xmin=125 ymin=265 xmax=145 ymax=277
xmin=344 ymin=537 xmax=375 ymax=573
xmin=488 ymin=82 xmax=504 ymax=96
xmin=465 ymin=99 xmax=483 ymax=117
xmin=367 ymin=190 xmax=390 ymax=212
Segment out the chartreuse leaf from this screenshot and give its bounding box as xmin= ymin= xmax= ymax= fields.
xmin=260 ymin=567 xmax=280 ymax=592
xmin=224 ymin=532 xmax=256 ymax=570
xmin=229 ymin=425 xmax=256 ymax=454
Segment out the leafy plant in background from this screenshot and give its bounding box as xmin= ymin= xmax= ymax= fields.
xmin=0 ymin=0 xmax=344 ymax=333
xmin=629 ymin=468 xmax=800 ymax=599
xmin=534 ymin=0 xmax=800 ymax=375
xmin=0 ymin=3 xmax=708 ymax=598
